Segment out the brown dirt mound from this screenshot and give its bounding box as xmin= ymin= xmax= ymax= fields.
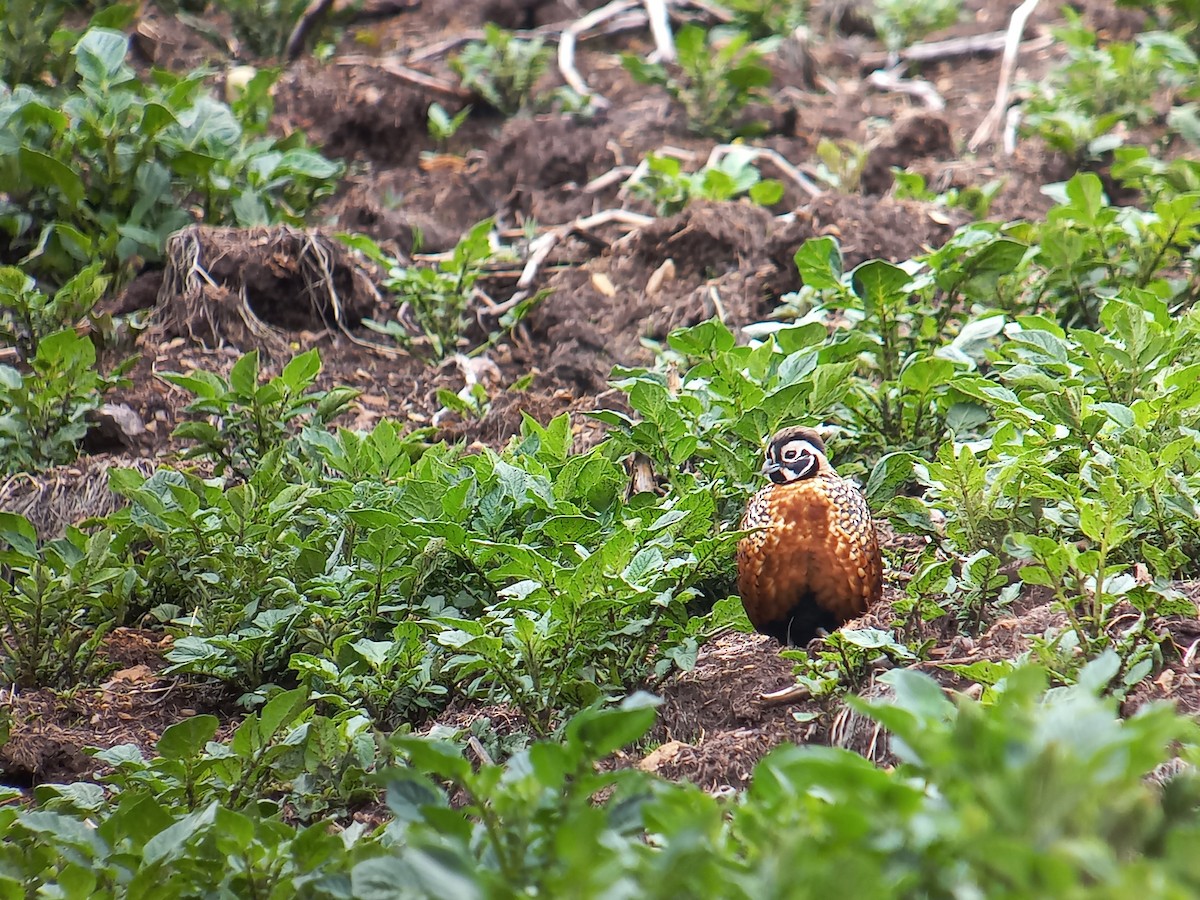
xmin=152 ymin=225 xmax=381 ymax=354
xmin=0 ymin=456 xmax=158 ymax=539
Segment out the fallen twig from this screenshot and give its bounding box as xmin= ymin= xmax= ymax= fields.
xmin=859 ymin=30 xmax=1010 ymax=70
xmin=334 ymin=55 xmax=472 ymax=99
xmin=969 ymin=0 xmax=1044 ymax=152
xmin=559 ymin=0 xmax=642 ymax=108
xmin=676 ymin=0 xmax=733 ymax=23
xmin=705 ymin=144 xmax=823 ymax=198
xmin=503 ymin=208 xmax=655 ymax=309
xmin=408 ymin=11 xmax=647 ymax=63
xmin=644 ymin=0 xmax=675 ymax=63
xmin=583 ymin=165 xmax=637 ymax=193
xmin=867 ymin=66 xmax=946 ymax=111
xmin=284 ymin=0 xmax=335 ymax=62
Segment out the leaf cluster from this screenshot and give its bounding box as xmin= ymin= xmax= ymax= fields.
xmin=626 ymin=148 xmax=784 ymax=216
xmin=0 ymin=513 xmax=132 ymax=688
xmin=1021 ymin=15 xmax=1198 ymax=162
xmin=0 ymin=328 xmax=132 ymax=476
xmin=451 ymin=24 xmax=551 ymax=117
xmin=10 ymin=664 xmax=1200 ymax=898
xmin=0 ymin=27 xmax=342 ymax=287
xmin=623 ymin=24 xmax=773 ymax=140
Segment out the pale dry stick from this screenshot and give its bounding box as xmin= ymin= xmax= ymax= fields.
xmin=858 ymin=29 xmax=1011 ymax=70
xmin=704 ymin=144 xmax=823 ymax=198
xmin=583 ymin=165 xmax=637 ymax=194
xmin=559 ymin=0 xmax=642 ymax=108
xmin=467 ymin=735 xmax=495 ymax=767
xmin=409 ymin=11 xmax=648 ymax=64
xmin=409 ymin=30 xmax=486 ymax=63
xmin=644 ymin=0 xmax=676 ymax=63
xmin=707 ymin=284 xmax=727 ymax=323
xmin=866 ymin=66 xmax=946 ymax=111
xmin=676 ymin=0 xmax=733 ymax=23
xmin=968 ymin=0 xmax=1044 ymax=152
xmin=334 ymin=55 xmax=472 ymax=100
xmin=760 ymin=682 xmax=810 ymax=705
xmin=496 ymin=208 xmax=655 ymax=312
xmin=1004 ymin=103 xmax=1023 ymax=155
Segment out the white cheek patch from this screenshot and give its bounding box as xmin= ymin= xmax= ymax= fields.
xmin=782 ymin=453 xmax=818 ymax=481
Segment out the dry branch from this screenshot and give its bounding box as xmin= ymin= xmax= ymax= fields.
xmin=644 ymin=0 xmax=675 ymax=63
xmin=503 ymin=209 xmax=655 ymax=310
xmin=867 ymin=67 xmax=945 ymax=111
xmin=705 ymin=144 xmax=823 ymax=198
xmin=284 ymin=0 xmax=335 ymax=61
xmin=859 ymin=30 xmax=1011 ymax=70
xmin=334 ymin=55 xmax=472 ymax=99
xmin=559 ymin=0 xmax=642 ymax=107
xmin=969 ymin=0 xmax=1044 ymax=152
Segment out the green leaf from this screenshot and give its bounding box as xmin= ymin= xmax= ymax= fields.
xmin=748 ymin=179 xmax=784 ymax=206
xmin=281 ymin=349 xmax=321 ymax=392
xmin=18 ymin=148 xmax=85 ymax=205
xmin=72 ymin=28 xmax=130 ymax=85
xmin=850 ymin=259 xmax=910 ymax=317
xmin=227 ymin=350 xmax=260 ymax=395
xmin=564 ymin=692 xmax=660 ymax=758
xmin=793 ymin=236 xmax=844 ymax=291
xmin=156 ymin=715 xmax=219 ymax=760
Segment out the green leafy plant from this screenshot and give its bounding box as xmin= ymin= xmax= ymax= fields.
xmin=0 ymin=27 xmax=342 ymax=287
xmin=0 ymin=263 xmax=108 ymax=360
xmin=0 ymin=328 xmax=131 ymax=475
xmin=451 ymin=24 xmax=550 ymax=116
xmin=425 ymin=101 xmax=471 ymax=147
xmin=357 ymin=219 xmax=517 ymax=360
xmin=1020 ymin=168 xmax=1200 ymax=325
xmin=623 ymin=24 xmax=773 ymax=139
xmin=870 ymin=0 xmax=962 ymax=55
xmin=785 ymin=232 xmax=1019 ymax=460
xmin=0 ymin=0 xmax=132 ymax=88
xmin=892 ymin=169 xmax=1004 ymax=219
xmin=290 ymin=623 xmax=448 ymax=728
xmin=812 ymin=138 xmax=869 ymax=193
xmin=0 ymin=513 xmax=130 ymax=688
xmin=787 ymin=626 xmax=917 ymax=695
xmin=162 ymin=348 xmax=358 ymax=478
xmin=220 ymin=0 xmax=315 ymax=59
xmin=1021 ymin=17 xmax=1198 ymax=163
xmin=721 ymin=0 xmax=809 ymax=38
xmin=626 ymin=147 xmax=785 ymax=215
xmin=94 ymin=688 xmax=379 ymax=817
xmin=1117 ymin=0 xmax=1200 ymax=48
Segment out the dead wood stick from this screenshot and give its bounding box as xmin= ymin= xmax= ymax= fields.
xmin=583 ymin=165 xmax=637 ymax=193
xmin=858 ymin=29 xmax=1011 ymax=70
xmin=867 ymin=66 xmax=945 ymax=111
xmin=500 ymin=208 xmax=654 ymax=310
xmin=285 ymin=0 xmax=336 ymax=61
xmin=676 ymin=0 xmax=734 ymax=23
xmin=334 ymin=55 xmax=472 ymax=99
xmin=705 ymin=144 xmax=822 ymax=198
xmin=559 ymin=0 xmax=642 ymax=107
xmin=969 ymin=0 xmax=1044 ymax=152
xmin=410 ymin=12 xmax=648 ymax=63
xmin=644 ymin=0 xmax=675 ymax=63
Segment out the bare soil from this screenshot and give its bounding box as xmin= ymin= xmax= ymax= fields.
xmin=5 ymin=0 xmax=1200 ymax=790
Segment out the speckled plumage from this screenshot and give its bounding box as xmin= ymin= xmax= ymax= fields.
xmin=737 ymin=427 xmax=883 ymax=646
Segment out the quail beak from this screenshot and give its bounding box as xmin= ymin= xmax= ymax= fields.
xmin=762 ymin=460 xmax=782 ymax=477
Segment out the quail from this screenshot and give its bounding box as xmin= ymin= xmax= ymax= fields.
xmin=737 ymin=426 xmax=883 ymax=647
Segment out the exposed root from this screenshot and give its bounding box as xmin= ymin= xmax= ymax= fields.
xmin=152 ymin=224 xmax=384 ymax=356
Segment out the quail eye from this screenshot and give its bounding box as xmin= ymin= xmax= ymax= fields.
xmin=781 ymin=447 xmax=800 ymax=462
